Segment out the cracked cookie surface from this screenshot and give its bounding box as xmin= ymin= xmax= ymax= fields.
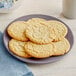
xmin=47 ymin=20 xmax=68 ymax=41
xmin=53 ymin=38 xmax=70 ymax=56
xmin=25 ymin=18 xmax=53 ymax=44
xmin=7 ymin=21 xmax=28 ymax=41
xmin=9 ymin=39 xmax=31 ymax=58
xmin=24 ymin=41 xmax=54 ymax=58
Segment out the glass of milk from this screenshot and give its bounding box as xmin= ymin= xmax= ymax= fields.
xmin=63 ymin=0 xmax=76 ymax=19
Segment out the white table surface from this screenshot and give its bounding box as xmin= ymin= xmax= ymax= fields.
xmin=0 ymin=0 xmax=76 ymax=76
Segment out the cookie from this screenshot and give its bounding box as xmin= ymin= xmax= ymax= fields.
xmin=25 ymin=18 xmax=53 ymax=44
xmin=47 ymin=20 xmax=68 ymax=41
xmin=9 ymin=39 xmax=31 ymax=58
xmin=53 ymin=38 xmax=70 ymax=56
xmin=24 ymin=41 xmax=54 ymax=58
xmin=7 ymin=21 xmax=28 ymax=41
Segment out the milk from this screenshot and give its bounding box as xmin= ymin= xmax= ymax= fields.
xmin=63 ymin=0 xmax=76 ymax=19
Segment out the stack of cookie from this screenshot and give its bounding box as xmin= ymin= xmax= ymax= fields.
xmin=7 ymin=18 xmax=70 ymax=58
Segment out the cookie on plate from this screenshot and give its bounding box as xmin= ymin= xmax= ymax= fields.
xmin=53 ymin=38 xmax=70 ymax=56
xmin=7 ymin=21 xmax=28 ymax=41
xmin=47 ymin=20 xmax=68 ymax=41
xmin=24 ymin=41 xmax=54 ymax=58
xmin=25 ymin=18 xmax=53 ymax=44
xmin=9 ymin=39 xmax=31 ymax=58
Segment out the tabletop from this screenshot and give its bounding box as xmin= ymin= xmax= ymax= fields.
xmin=0 ymin=0 xmax=76 ymax=76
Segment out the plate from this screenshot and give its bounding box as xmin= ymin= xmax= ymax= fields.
xmin=3 ymin=14 xmax=74 ymax=64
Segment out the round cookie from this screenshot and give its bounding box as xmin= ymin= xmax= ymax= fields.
xmin=7 ymin=21 xmax=28 ymax=41
xmin=47 ymin=20 xmax=68 ymax=41
xmin=25 ymin=19 xmax=53 ymax=44
xmin=53 ymin=38 xmax=70 ymax=56
xmin=9 ymin=39 xmax=31 ymax=58
xmin=24 ymin=41 xmax=54 ymax=58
